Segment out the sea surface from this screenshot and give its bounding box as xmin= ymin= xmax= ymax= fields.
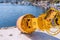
xmin=0 ymin=3 xmax=44 ymax=27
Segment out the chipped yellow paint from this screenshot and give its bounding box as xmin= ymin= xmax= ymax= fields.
xmin=17 ymin=7 xmax=60 ymax=35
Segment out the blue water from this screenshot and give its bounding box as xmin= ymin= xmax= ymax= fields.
xmin=0 ymin=3 xmax=44 ymax=27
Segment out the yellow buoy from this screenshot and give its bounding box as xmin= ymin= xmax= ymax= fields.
xmin=16 ymin=14 xmax=36 ymax=34
xmin=16 ymin=7 xmax=60 ymax=35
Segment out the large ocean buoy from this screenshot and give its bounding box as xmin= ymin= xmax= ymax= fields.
xmin=17 ymin=7 xmax=60 ymax=35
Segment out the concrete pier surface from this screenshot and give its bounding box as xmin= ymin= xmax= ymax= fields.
xmin=0 ymin=26 xmax=60 ymax=40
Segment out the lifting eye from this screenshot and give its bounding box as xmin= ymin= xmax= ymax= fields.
xmin=27 ymin=19 xmax=30 ymax=21
xmin=26 ymin=19 xmax=31 ymax=28
xmin=26 ymin=19 xmax=30 ymax=26
xmin=28 ymin=26 xmax=31 ymax=28
xmin=44 ymin=10 xmax=55 ymax=19
xmin=50 ymin=10 xmax=54 ymax=12
xmin=55 ymin=18 xmax=59 ymax=25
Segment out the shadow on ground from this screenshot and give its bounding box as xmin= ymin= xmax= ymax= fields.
xmin=22 ymin=31 xmax=60 ymax=40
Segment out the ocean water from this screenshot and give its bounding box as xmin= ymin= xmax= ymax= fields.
xmin=0 ymin=3 xmax=44 ymax=27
